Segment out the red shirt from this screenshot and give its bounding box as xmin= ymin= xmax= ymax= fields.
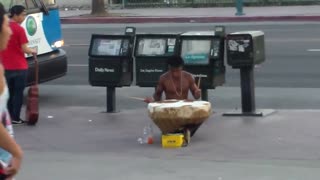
xmin=0 ymin=21 xmax=28 ymax=70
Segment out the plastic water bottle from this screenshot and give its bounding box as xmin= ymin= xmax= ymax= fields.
xmin=138 ymin=124 xmax=154 ymax=144
xmin=146 ymin=124 xmax=154 ymax=144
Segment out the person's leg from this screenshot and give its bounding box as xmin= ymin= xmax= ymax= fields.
xmin=189 ymin=123 xmax=202 ymax=137
xmin=11 ymin=70 xmax=27 ymax=124
xmin=184 ymin=123 xmax=203 ymax=137
xmin=4 ymin=71 xmax=15 ymax=121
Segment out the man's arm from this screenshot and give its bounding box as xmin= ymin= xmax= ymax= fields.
xmin=189 ymin=75 xmax=201 ymax=100
xmin=0 ymin=124 xmax=23 ymax=178
xmin=0 ymin=123 xmax=23 ymax=159
xmin=19 ymin=26 xmax=36 ymax=55
xmin=21 ymin=44 xmax=36 ymax=55
xmin=153 ymin=77 xmax=165 ymax=101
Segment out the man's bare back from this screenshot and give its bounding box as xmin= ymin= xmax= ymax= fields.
xmin=153 ymin=71 xmax=200 ymax=101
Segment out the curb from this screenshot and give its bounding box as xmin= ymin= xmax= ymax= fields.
xmin=60 ymin=15 xmax=320 ymax=24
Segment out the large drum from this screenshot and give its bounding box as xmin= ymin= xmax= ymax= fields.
xmin=147 ymin=100 xmax=212 ymax=134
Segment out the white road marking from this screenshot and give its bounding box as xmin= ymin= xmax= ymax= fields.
xmin=64 ymin=44 xmax=89 ymax=47
xmin=307 ymin=49 xmax=320 ymax=52
xmin=68 ymin=64 xmax=88 ymax=67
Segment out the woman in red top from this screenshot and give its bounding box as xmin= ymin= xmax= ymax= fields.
xmin=0 ymin=3 xmax=24 ymax=179
xmin=0 ymin=5 xmax=36 ymax=124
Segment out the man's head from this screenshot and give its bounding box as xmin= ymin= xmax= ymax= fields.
xmin=9 ymin=5 xmax=26 ymax=24
xmin=167 ymin=56 xmax=184 ymax=78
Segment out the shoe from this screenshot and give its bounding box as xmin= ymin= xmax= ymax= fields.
xmin=12 ymin=119 xmax=25 ymax=125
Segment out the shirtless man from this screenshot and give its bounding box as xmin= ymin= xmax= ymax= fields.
xmin=145 ymin=56 xmax=202 ymax=142
xmin=145 ymin=56 xmax=201 ymax=102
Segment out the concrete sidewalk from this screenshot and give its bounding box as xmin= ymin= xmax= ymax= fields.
xmin=9 ymin=84 xmax=320 ymax=179
xmin=14 ymin=105 xmax=320 ymax=179
xmin=60 ymin=5 xmax=320 ymax=23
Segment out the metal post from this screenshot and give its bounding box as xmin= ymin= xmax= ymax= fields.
xmin=106 ymin=86 xmax=116 ymax=113
xmin=223 ymin=65 xmax=275 ymax=117
xmin=240 ymin=66 xmax=255 ymax=113
xmin=201 ymin=89 xmax=208 ymax=101
xmin=235 ymin=0 xmax=245 ymax=16
xmin=122 ymin=0 xmax=125 ymax=9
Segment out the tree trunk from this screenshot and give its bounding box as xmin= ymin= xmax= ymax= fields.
xmin=91 ymin=0 xmax=107 ymax=16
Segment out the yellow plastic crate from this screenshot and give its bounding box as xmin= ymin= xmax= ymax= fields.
xmin=162 ymin=134 xmax=184 ymax=148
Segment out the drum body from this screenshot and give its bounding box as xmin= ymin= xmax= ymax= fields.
xmin=148 ymin=100 xmax=212 ymax=134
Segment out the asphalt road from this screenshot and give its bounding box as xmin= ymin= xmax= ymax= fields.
xmin=38 ymin=22 xmax=320 ymax=110
xmin=49 ymin=22 xmax=320 ymax=88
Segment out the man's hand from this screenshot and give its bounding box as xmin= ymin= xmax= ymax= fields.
xmin=4 ymin=156 xmax=22 ymax=179
xmin=22 ymin=44 xmax=37 ymax=55
xmin=144 ymin=97 xmax=154 ymax=104
xmin=195 ymin=88 xmax=201 ymax=99
xmin=30 ymin=48 xmax=37 ymax=55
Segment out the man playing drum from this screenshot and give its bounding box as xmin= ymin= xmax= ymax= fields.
xmin=147 ymin=56 xmax=201 ymax=101
xmin=145 ymin=56 xmax=203 ymax=142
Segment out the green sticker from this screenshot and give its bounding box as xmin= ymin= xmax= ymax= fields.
xmin=183 ymin=53 xmax=209 ymax=65
xmin=26 ymin=16 xmax=37 ymax=36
